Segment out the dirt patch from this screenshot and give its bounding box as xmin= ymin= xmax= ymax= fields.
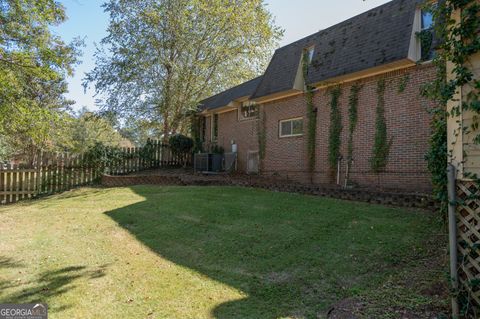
xmin=326 ymin=298 xmax=365 ymax=319
xmin=264 ymin=271 xmax=294 ymax=284
xmin=326 ymin=298 xmax=447 ymax=319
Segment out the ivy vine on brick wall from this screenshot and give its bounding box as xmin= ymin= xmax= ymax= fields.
xmin=347 ymin=84 xmax=362 ymax=166
xmin=398 ymin=74 xmax=410 ymax=93
xmin=370 ymin=79 xmax=392 ymax=173
xmin=303 ymin=52 xmax=317 ymax=176
xmin=328 ymin=86 xmax=342 ymax=169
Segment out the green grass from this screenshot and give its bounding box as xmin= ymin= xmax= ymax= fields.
xmin=0 ymin=186 xmax=448 ymax=318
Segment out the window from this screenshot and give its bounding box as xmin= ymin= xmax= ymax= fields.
xmin=421 ymin=10 xmax=433 ymax=30
xmin=240 ymin=101 xmax=258 ymax=119
xmin=419 ymin=8 xmax=436 ymax=61
xmin=279 ymin=118 xmax=303 ymax=138
xmin=305 ymin=46 xmax=315 ymax=64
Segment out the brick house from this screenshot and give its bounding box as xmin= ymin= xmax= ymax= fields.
xmin=198 ymin=0 xmax=436 ymax=192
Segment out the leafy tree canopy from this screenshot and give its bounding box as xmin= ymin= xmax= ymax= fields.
xmin=85 ymin=0 xmax=283 ymax=138
xmin=0 ymin=0 xmax=82 ymax=159
xmin=59 ymin=107 xmax=126 ymax=154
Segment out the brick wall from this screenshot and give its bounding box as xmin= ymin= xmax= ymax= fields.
xmin=207 ymin=64 xmax=436 ymax=192
xmin=217 ymin=111 xmax=258 ymax=172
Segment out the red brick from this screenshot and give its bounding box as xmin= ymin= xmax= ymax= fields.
xmin=206 ymin=64 xmax=435 ymax=192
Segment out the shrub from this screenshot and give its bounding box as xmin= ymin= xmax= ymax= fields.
xmin=169 ymin=134 xmax=194 ymax=155
xmin=82 ymin=142 xmax=125 ymax=174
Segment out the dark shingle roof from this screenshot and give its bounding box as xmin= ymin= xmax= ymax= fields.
xmin=251 ymin=0 xmax=419 ymax=99
xmin=199 ymin=76 xmax=263 ymax=111
xmin=200 ymin=0 xmax=420 ymax=106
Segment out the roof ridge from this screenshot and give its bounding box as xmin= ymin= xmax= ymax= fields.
xmin=275 ymin=0 xmax=408 ymax=52
xmin=200 ymin=75 xmax=263 ymax=103
xmin=251 ymin=0 xmax=417 ymax=99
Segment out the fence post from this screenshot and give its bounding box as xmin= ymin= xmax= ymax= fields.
xmin=36 ymin=151 xmax=42 ymax=196
xmin=0 ymin=167 xmax=4 ymax=204
xmin=447 ymin=164 xmax=459 ymax=319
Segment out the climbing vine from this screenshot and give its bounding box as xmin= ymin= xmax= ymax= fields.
xmin=328 ymin=86 xmax=342 ymax=169
xmin=397 ymin=74 xmax=410 ymax=93
xmin=257 ymin=107 xmax=266 ymax=161
xmin=347 ymin=84 xmax=362 ymax=169
xmin=416 ymin=29 xmax=434 ymax=61
xmin=421 ymin=0 xmax=480 ymax=215
xmin=370 ymin=79 xmax=391 ymax=173
xmin=421 ymin=2 xmax=480 ymax=314
xmin=303 ymin=51 xmax=317 ymax=176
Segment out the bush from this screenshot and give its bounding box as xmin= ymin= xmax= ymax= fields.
xmin=82 ymin=142 xmax=125 ymax=174
xmin=169 ymin=134 xmax=194 ymax=155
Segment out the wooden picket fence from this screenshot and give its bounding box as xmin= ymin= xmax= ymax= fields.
xmin=107 ymin=141 xmax=192 ymax=175
xmin=0 ymin=141 xmax=191 ymax=205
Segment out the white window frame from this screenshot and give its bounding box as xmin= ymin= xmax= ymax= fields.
xmin=239 ymin=101 xmax=259 ymax=121
xmin=418 ymin=6 xmax=436 ymax=62
xmin=279 ymin=117 xmax=304 ymax=138
xmin=210 ymin=114 xmax=218 ymax=142
xmin=305 ymin=46 xmax=315 ymax=64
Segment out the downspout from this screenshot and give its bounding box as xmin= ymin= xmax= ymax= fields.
xmin=447 ymin=164 xmax=459 ymax=318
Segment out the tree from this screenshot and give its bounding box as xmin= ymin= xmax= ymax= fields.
xmin=85 ymin=0 xmax=282 ymax=140
xmin=60 ymin=108 xmax=125 ymax=154
xmin=118 ymin=116 xmax=163 ymax=146
xmin=0 ymin=0 xmax=82 ymax=163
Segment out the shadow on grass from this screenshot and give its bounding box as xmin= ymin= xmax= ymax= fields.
xmin=0 ymin=257 xmax=109 ymax=314
xmin=102 ymin=186 xmax=445 ymax=318
xmin=0 ymin=256 xmax=24 ymax=269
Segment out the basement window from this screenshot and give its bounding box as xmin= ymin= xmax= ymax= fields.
xmin=279 ymin=117 xmax=303 ymax=138
xmin=240 ymin=101 xmax=258 ymax=120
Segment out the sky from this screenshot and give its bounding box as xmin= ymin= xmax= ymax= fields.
xmin=56 ymin=0 xmax=391 ymax=111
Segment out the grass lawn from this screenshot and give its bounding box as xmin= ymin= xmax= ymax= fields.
xmin=0 ymin=186 xmax=448 ymax=318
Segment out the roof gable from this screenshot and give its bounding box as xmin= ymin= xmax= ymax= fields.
xmin=252 ymin=0 xmax=419 ymax=99
xmin=199 ymin=76 xmax=263 ymax=111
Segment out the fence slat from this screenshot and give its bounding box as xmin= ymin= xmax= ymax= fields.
xmin=28 ymin=171 xmax=36 ymax=198
xmin=36 ymin=152 xmax=42 ymax=197
xmin=1 ymin=140 xmax=189 ymax=205
xmin=20 ymin=169 xmax=25 ymax=201
xmin=0 ymin=170 xmax=4 ymax=204
xmin=72 ymin=155 xmax=77 ymax=188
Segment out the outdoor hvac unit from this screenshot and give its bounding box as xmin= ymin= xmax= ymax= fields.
xmin=247 ymin=151 xmax=259 ymax=174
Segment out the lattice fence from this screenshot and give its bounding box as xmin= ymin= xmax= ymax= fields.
xmin=457 ymin=180 xmax=480 ymax=310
